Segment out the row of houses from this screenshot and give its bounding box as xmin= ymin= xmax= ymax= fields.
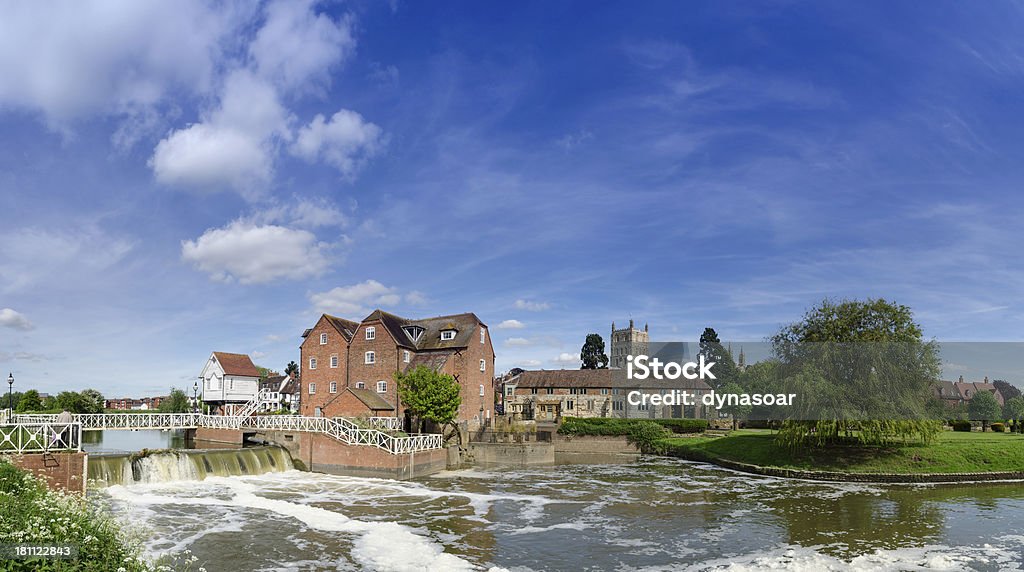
xmin=105 ymin=396 xmax=166 ymax=410
xmin=934 ymin=376 xmax=1006 ymax=408
xmin=202 ymin=309 xmax=495 ymax=432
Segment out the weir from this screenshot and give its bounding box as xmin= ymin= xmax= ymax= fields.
xmin=88 ymin=446 xmax=294 ymax=487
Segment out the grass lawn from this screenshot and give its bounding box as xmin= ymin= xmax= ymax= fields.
xmin=659 ymin=429 xmax=1024 ymax=474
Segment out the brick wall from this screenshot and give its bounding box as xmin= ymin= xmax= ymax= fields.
xmin=347 ymin=319 xmax=404 ymax=412
xmin=8 ymin=452 xmax=88 ymax=495
xmin=260 ymin=430 xmax=446 ymax=479
xmin=300 ymin=316 xmax=349 ymax=417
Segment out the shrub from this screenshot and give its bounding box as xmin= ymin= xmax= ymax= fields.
xmin=951 ymin=420 xmax=973 ymax=432
xmin=653 ymin=419 xmax=709 ymax=434
xmin=626 ymin=421 xmax=670 ymax=454
xmin=558 ymin=417 xmax=707 ymax=437
xmin=991 ymin=422 xmax=1005 ymax=433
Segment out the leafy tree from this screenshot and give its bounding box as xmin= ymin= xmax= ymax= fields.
xmin=284 ymin=361 xmax=299 ymax=378
xmin=5 ymin=390 xmax=22 ymax=411
xmin=159 ymin=388 xmax=191 ymax=413
xmin=968 ymin=391 xmax=1002 ymax=430
xmin=772 ymin=298 xmax=941 ymax=449
xmin=719 ymin=381 xmax=752 ymax=431
xmin=16 ymin=390 xmax=43 ymax=412
xmin=993 ymin=380 xmax=1022 ymax=404
xmin=697 ymin=327 xmax=738 ymax=389
xmin=1004 ymin=396 xmax=1024 ymax=424
xmin=79 ymin=389 xmax=105 ymax=414
xmin=256 ymin=366 xmax=272 ymax=381
xmin=580 ymin=334 xmax=609 ymax=370
xmin=55 ymin=391 xmax=86 ymax=413
xmin=699 ymin=327 xmax=720 ymax=354
xmin=395 ymin=365 xmax=462 ymax=441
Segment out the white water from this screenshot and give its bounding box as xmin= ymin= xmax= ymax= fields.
xmin=92 ymin=458 xmax=1024 ymax=571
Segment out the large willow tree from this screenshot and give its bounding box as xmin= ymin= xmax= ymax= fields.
xmin=772 ymin=298 xmax=942 ymax=449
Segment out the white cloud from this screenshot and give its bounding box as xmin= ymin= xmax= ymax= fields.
xmin=309 ymin=280 xmax=409 ymax=318
xmin=0 ymin=309 xmax=33 ymax=331
xmin=0 ymin=2 xmax=246 ymax=125
xmin=248 ymin=197 xmax=349 ymax=229
xmin=0 ymin=227 xmax=134 ymax=293
xmin=250 ymin=0 xmax=355 ymax=92
xmin=150 ymin=70 xmax=290 ymax=193
xmin=552 ymin=353 xmax=580 ymax=366
xmin=405 ymin=291 xmax=428 ymax=306
xmin=505 ymin=337 xmax=534 ymax=347
xmin=515 ymin=299 xmax=551 ymax=312
xmin=496 ymin=319 xmax=526 ymax=329
xmin=291 ymin=109 xmax=384 ymax=178
xmin=518 ymin=359 xmax=542 ymax=367
xmin=181 ymin=221 xmax=327 ymax=284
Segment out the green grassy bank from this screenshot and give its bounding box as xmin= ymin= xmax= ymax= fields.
xmin=659 ymin=429 xmax=1024 ymax=474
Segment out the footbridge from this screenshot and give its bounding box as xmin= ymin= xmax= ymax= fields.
xmin=10 ymin=392 xmax=441 ymax=455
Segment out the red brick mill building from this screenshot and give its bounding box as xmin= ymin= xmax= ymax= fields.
xmin=299 ymin=310 xmax=496 ymax=431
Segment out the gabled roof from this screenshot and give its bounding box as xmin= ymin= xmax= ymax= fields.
xmin=347 ymin=388 xmax=394 ymax=411
xmin=407 ymin=352 xmax=450 ymax=373
xmin=212 ymin=352 xmax=260 ymax=377
xmin=509 ymin=369 xmax=617 ymax=389
xmin=325 ymin=314 xmax=360 ymax=341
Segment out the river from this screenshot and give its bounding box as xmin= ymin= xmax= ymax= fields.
xmin=90 ymin=453 xmax=1024 ymax=571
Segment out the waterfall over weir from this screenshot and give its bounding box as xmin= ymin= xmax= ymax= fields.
xmin=88 ymin=446 xmax=294 ymax=487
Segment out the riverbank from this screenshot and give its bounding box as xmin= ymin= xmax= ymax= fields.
xmin=659 ymin=429 xmax=1024 ymax=482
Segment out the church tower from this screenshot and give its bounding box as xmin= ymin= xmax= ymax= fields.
xmin=609 ymin=319 xmax=650 ymax=369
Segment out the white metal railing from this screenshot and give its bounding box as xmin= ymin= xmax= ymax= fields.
xmin=11 ymin=412 xmax=442 ymax=454
xmin=0 ymin=422 xmax=82 ymax=453
xmin=366 ymin=416 xmax=402 ymax=431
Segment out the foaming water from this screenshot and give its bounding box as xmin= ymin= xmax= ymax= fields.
xmin=93 ymin=458 xmax=1024 ymax=571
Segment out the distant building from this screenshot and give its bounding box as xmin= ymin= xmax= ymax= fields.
xmin=299 ymin=310 xmax=495 ymax=431
xmin=279 ymin=376 xmax=300 ymax=413
xmin=104 ymin=396 xmax=167 ymax=410
xmin=609 ymin=319 xmax=649 ymax=369
xmin=934 ymin=376 xmax=1005 ymax=408
xmin=258 ymin=374 xmax=289 ymax=412
xmin=200 ymin=352 xmax=261 ymax=415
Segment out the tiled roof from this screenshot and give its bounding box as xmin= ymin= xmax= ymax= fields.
xmin=325 ymin=314 xmax=360 ymax=341
xmin=506 ymin=368 xmax=712 ymax=391
xmin=347 ymin=388 xmax=394 ymax=411
xmin=355 ymin=309 xmax=486 ymax=350
xmin=407 ymin=352 xmax=450 ymax=373
xmin=212 ymin=352 xmax=260 ymax=377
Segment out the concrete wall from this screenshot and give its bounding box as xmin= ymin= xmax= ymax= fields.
xmin=7 ymin=452 xmax=88 ymax=494
xmin=195 ymin=427 xmax=245 ymax=445
xmin=260 ymin=430 xmax=446 ymax=480
xmin=553 ymin=434 xmax=641 ymax=464
xmin=465 ymin=442 xmax=554 ymax=467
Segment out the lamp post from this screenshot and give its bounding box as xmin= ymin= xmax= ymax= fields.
xmin=7 ymin=373 xmax=13 ymax=413
xmin=193 ymin=380 xmax=199 ymax=413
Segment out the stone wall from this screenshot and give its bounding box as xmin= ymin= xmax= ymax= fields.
xmin=260 ymin=430 xmax=446 ymax=479
xmin=7 ymin=452 xmax=88 ymax=494
xmin=552 ymin=434 xmax=641 ymax=464
xmin=465 ymin=442 xmax=554 ymax=466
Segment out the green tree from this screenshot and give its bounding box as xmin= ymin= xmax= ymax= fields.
xmin=285 ymin=361 xmax=299 ymax=378
xmin=580 ymin=333 xmax=609 ymax=369
xmin=395 ymin=365 xmax=462 ymax=441
xmin=55 ymin=391 xmax=86 ymax=413
xmin=719 ymin=381 xmax=752 ymax=431
xmin=698 ymin=327 xmax=738 ymax=389
xmin=1004 ymin=396 xmax=1024 ymax=424
xmin=772 ymin=298 xmax=941 ymax=449
xmin=79 ymin=389 xmax=105 ymax=414
xmin=993 ymin=380 xmax=1022 ymax=403
xmin=159 ymin=388 xmax=191 ymax=413
xmin=968 ymin=391 xmax=1001 ymax=431
xmin=16 ymin=390 xmax=43 ymax=412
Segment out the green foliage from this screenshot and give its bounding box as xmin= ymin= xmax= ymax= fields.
xmin=558 ymin=417 xmax=707 ymax=436
xmin=718 ymin=382 xmax=751 ymax=428
xmin=991 ymin=422 xmax=1006 ymax=433
xmin=580 ymin=333 xmax=608 ymax=370
xmin=1003 ymin=396 xmax=1024 ymax=422
xmin=993 ymin=380 xmax=1022 ymax=403
xmin=284 ymin=361 xmax=299 ymax=378
xmin=698 ymin=328 xmax=738 ymax=388
xmin=15 ymin=390 xmax=43 ymax=413
xmin=967 ymin=391 xmax=1001 ymax=427
xmin=0 ymin=460 xmax=149 ymax=571
xmin=770 ymin=298 xmax=940 ymax=449
xmin=395 ymin=365 xmax=461 ymax=426
xmin=951 ymin=420 xmax=972 ymax=432
xmin=626 ymin=421 xmax=670 ymax=454
xmin=158 ymin=388 xmax=191 ymax=413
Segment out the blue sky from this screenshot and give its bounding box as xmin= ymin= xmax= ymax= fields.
xmin=2 ymin=1 xmax=1023 ymax=397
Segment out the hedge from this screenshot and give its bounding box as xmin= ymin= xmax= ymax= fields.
xmin=951 ymin=420 xmax=972 ymax=432
xmin=558 ymin=417 xmax=707 ymax=436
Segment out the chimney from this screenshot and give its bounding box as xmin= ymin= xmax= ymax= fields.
xmin=984 ymin=376 xmax=989 ymax=383
xmin=958 ymin=375 xmax=964 ymax=384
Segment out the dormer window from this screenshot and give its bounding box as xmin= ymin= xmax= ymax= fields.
xmin=403 ymin=325 xmax=425 ymax=342
xmin=366 ymin=326 xmax=375 ymax=340
xmin=441 ymin=329 xmax=456 ymax=341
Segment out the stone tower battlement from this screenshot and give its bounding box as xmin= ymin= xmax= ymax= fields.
xmin=610 ymin=319 xmax=649 ymax=369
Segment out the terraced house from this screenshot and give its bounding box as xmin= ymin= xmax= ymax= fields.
xmin=299 ymin=310 xmax=496 ymax=431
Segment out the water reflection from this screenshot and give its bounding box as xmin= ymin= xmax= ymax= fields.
xmin=82 ymin=429 xmax=196 ymax=453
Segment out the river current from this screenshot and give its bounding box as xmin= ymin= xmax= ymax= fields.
xmin=93 ymin=456 xmax=1024 ymax=571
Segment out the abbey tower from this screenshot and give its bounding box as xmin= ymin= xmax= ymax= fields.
xmin=609 ymin=319 xmax=649 ymax=369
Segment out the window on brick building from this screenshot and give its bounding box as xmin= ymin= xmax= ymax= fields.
xmin=376 ymin=380 xmax=387 ymax=393
xmin=365 ymin=351 xmax=375 ymax=364
xmin=366 ymin=326 xmax=375 ymax=340
xmin=441 ymin=329 xmax=456 ymax=340
xmin=320 ymin=333 xmax=327 ymax=345
xmin=308 ymin=383 xmax=316 ymax=395
xmin=480 ymin=328 xmax=486 ymax=343
xmin=403 ymin=350 xmax=410 ymax=363
xmin=479 ymin=384 xmax=485 ymax=396
xmin=546 ymin=388 xmax=554 ymax=395
xmin=506 ymin=387 xmax=514 ymax=396
xmin=330 ymin=355 xmax=338 ymax=368
xmin=356 ymin=382 xmax=366 ymax=389
xmin=531 ymin=388 xmax=538 ymax=395
xmin=329 ymin=382 xmax=337 ymax=393
xmin=479 ymin=359 xmax=486 ymax=372
xmin=309 ymin=358 xmax=317 ymax=370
